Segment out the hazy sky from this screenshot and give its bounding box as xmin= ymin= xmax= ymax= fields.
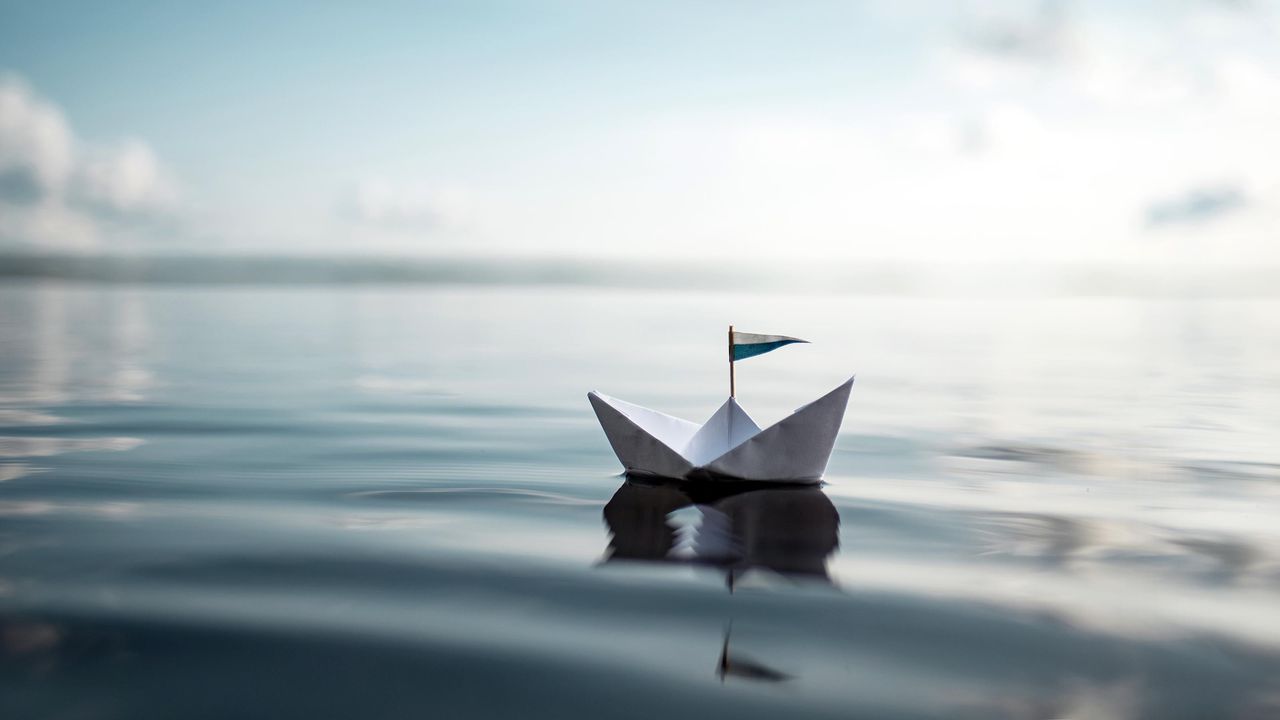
xmin=1 ymin=0 xmax=1278 ymax=264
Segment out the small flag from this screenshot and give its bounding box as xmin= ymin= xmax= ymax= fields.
xmin=731 ymin=331 xmax=808 ymax=361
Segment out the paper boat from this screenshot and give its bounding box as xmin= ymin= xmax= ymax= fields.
xmin=588 ymin=377 xmax=853 ymax=482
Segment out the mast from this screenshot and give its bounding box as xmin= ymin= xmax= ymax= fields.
xmin=728 ymin=324 xmax=735 ymax=398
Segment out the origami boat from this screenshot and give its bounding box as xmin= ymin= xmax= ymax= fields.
xmin=588 ymin=377 xmax=853 ymax=482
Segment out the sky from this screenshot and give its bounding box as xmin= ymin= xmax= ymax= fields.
xmin=1 ymin=0 xmax=1279 ymax=265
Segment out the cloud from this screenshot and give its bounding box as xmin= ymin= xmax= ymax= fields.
xmin=339 ymin=178 xmax=471 ymax=233
xmin=1146 ymin=185 xmax=1248 ymax=227
xmin=959 ymin=0 xmax=1069 ymax=62
xmin=939 ymin=0 xmax=1071 ymax=90
xmin=947 ymin=0 xmax=1280 ymax=119
xmin=75 ymin=139 xmax=174 ymax=215
xmin=0 ymin=75 xmax=74 ymax=201
xmin=0 ymin=74 xmax=175 ymax=249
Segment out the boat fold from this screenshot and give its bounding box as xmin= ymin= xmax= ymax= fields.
xmin=588 ymin=377 xmax=854 ymax=482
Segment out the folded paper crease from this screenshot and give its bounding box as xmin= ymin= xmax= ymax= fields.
xmin=588 ymin=377 xmax=854 ymax=482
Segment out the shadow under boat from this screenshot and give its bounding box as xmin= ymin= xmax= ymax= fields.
xmin=601 ymin=474 xmax=841 ymax=586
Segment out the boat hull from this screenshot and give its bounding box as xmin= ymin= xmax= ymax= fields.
xmin=588 ymin=377 xmax=853 ymax=482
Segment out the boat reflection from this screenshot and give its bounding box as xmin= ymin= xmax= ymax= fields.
xmin=602 ymin=475 xmax=839 ymax=683
xmin=602 ymin=475 xmax=840 ymax=587
xmin=717 ymin=623 xmax=791 ymax=683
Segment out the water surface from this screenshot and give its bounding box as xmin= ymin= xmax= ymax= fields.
xmin=2 ymin=282 xmax=1279 ymax=718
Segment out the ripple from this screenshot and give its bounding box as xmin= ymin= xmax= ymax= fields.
xmin=348 ymin=487 xmax=600 ymax=506
xmin=0 ymin=436 xmax=144 ymax=458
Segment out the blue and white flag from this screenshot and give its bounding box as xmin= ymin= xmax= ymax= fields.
xmin=731 ymin=331 xmax=808 ymax=361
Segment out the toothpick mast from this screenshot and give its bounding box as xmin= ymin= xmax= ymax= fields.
xmin=728 ymin=324 xmax=735 ymax=398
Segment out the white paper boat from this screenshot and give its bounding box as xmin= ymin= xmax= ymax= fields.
xmin=588 ymin=377 xmax=854 ymax=482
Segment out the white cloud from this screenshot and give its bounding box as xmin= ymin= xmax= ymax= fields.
xmin=338 ymin=178 xmax=473 ymax=242
xmin=1215 ymin=55 xmax=1280 ymax=113
xmin=935 ymin=2 xmax=1271 ymax=111
xmin=958 ymin=0 xmax=1069 ymax=61
xmin=0 ymin=74 xmax=176 ymax=249
xmin=0 ymin=76 xmax=73 ymax=198
xmin=938 ymin=0 xmax=1071 ymax=91
xmin=898 ymin=1 xmax=1280 ymax=264
xmin=75 ymin=139 xmax=173 ymax=215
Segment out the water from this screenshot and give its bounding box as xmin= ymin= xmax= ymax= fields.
xmin=2 ymin=280 xmax=1279 ymax=719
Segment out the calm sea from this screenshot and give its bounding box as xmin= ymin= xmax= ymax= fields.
xmin=2 ymin=280 xmax=1279 ymax=719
